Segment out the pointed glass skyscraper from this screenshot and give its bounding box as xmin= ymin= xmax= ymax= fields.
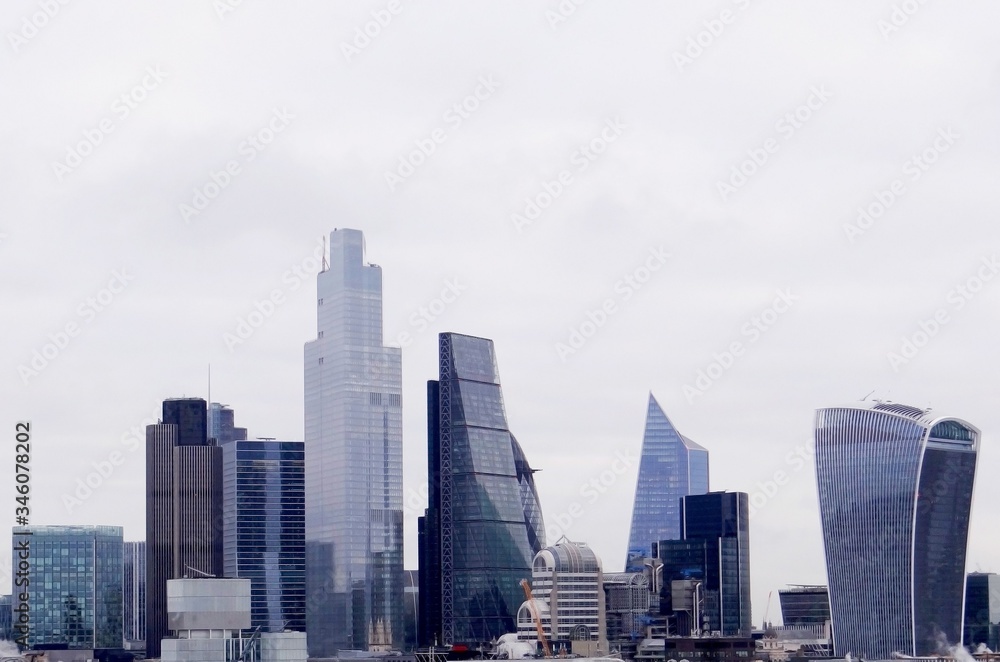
xmin=304 ymin=229 xmax=403 ymax=655
xmin=625 ymin=394 xmax=709 ymax=570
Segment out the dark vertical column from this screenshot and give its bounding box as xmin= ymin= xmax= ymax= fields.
xmin=145 ymin=424 xmax=177 ymax=658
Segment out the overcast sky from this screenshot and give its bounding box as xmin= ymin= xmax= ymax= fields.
xmin=3 ymin=0 xmax=1000 ymax=629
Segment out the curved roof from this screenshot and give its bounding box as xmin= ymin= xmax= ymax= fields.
xmin=535 ymin=540 xmax=602 ymax=573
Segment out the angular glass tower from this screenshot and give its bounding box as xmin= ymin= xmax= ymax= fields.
xmin=814 ymin=402 xmax=979 ymax=658
xmin=222 ymin=437 xmax=306 ymax=633
xmin=418 ymin=333 xmax=543 ymax=647
xmin=124 ymin=541 xmax=146 ymax=648
xmin=304 ymin=229 xmax=403 ymax=655
xmin=625 ymin=394 xmax=709 ymax=569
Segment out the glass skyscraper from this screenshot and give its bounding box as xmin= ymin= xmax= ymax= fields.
xmin=964 ymin=573 xmax=1000 ymax=651
xmin=123 ymin=541 xmax=146 ymax=647
xmin=418 ymin=332 xmax=544 ymax=647
xmin=304 ymin=229 xmax=403 ymax=655
xmin=12 ymin=525 xmax=123 ymax=649
xmin=222 ymin=437 xmax=306 ymax=633
xmin=655 ymin=492 xmax=751 ymax=637
xmin=814 ymin=402 xmax=979 ymax=658
xmin=625 ymin=394 xmax=709 ymax=569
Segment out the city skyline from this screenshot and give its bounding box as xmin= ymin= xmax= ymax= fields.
xmin=5 ymin=1 xmax=1000 ymax=633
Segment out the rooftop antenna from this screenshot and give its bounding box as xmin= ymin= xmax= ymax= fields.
xmin=208 ymin=363 xmax=211 ymax=407
xmin=861 ymin=389 xmax=875 ymax=401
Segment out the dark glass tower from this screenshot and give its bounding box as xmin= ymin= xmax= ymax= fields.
xmin=222 ymin=437 xmax=306 ymax=632
xmin=145 ymin=397 xmax=223 ymax=658
xmin=658 ymin=492 xmax=750 ymax=636
xmin=626 ymin=394 xmax=709 ymax=570
xmin=778 ymin=586 xmax=830 ymax=627
xmin=815 ymin=402 xmax=979 ymax=658
xmin=964 ymin=573 xmax=1000 ymax=651
xmin=418 ymin=333 xmax=542 ymax=647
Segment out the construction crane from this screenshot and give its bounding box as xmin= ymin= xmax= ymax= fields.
xmin=520 ymin=578 xmax=552 ymax=658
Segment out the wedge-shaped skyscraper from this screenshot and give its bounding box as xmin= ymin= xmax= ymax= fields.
xmin=418 ymin=333 xmax=544 ymax=647
xmin=625 ymin=394 xmax=709 ymax=569
xmin=815 ymin=402 xmax=979 ymax=658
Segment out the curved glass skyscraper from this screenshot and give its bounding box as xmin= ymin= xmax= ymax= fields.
xmin=625 ymin=394 xmax=709 ymax=570
xmin=418 ymin=333 xmax=543 ymax=647
xmin=814 ymin=402 xmax=979 ymax=658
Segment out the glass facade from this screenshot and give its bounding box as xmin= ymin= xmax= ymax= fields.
xmin=304 ymin=229 xmax=403 ymax=655
xmin=777 ymin=586 xmax=830 ymax=626
xmin=814 ymin=403 xmax=979 ymax=658
xmin=123 ymin=541 xmax=146 ymax=645
xmin=626 ymin=394 xmax=709 ymax=570
xmin=420 ymin=333 xmax=541 ymax=647
xmin=656 ymin=492 xmax=750 ymax=637
xmin=964 ymin=573 xmax=1000 ymax=651
xmin=12 ymin=525 xmax=123 ymax=649
xmin=222 ymin=438 xmax=306 ymax=633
